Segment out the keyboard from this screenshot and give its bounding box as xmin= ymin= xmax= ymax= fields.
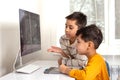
xmin=16 ymin=64 xmax=40 ymax=74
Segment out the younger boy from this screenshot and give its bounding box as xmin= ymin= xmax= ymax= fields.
xmin=59 ymin=24 xmax=110 ymax=80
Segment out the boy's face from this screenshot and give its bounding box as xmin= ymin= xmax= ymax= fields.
xmin=65 ymin=19 xmax=78 ymax=39
xmin=76 ymin=35 xmax=89 ymax=55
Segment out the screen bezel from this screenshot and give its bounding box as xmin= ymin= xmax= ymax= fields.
xmin=19 ymin=9 xmax=41 ymax=56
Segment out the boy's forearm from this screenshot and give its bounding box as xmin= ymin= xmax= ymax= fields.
xmin=59 ymin=64 xmax=72 ymax=75
xmin=64 ymin=67 xmax=72 ymax=75
xmin=60 ymin=51 xmax=69 ymax=58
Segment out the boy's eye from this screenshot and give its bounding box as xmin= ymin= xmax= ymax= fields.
xmin=69 ymin=26 xmax=73 ymax=29
xmin=65 ymin=26 xmax=73 ymax=30
xmin=65 ymin=25 xmax=67 ymax=28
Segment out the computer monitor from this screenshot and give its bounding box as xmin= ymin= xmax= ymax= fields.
xmin=13 ymin=9 xmax=41 ymax=70
xmin=19 ymin=9 xmax=41 ymax=56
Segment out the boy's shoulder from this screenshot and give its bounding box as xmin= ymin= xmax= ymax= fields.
xmin=61 ymin=35 xmax=67 ymax=39
xmin=92 ymin=54 xmax=105 ymax=62
xmin=60 ymin=35 xmax=69 ymax=40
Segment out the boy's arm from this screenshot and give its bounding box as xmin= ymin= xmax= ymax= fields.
xmin=59 ymin=59 xmax=105 ymax=80
xmin=59 ymin=64 xmax=71 ymax=74
xmin=59 ymin=49 xmax=70 ymax=58
xmin=59 ymin=64 xmax=86 ymax=79
xmin=47 ymin=46 xmax=69 ymax=58
xmin=59 ymin=36 xmax=72 ymax=58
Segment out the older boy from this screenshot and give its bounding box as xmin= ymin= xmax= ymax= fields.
xmin=48 ymin=12 xmax=87 ymax=69
xmin=59 ymin=24 xmax=110 ymax=80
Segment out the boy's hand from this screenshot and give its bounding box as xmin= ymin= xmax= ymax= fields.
xmin=47 ymin=46 xmax=69 ymax=58
xmin=47 ymin=46 xmax=62 ymax=53
xmin=59 ymin=64 xmax=71 ymax=75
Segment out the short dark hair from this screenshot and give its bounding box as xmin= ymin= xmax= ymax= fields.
xmin=76 ymin=24 xmax=103 ymax=49
xmin=65 ymin=12 xmax=87 ymax=29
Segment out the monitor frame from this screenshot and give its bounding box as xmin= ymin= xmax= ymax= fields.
xmin=19 ymin=9 xmax=41 ymax=56
xmin=13 ymin=9 xmax=41 ymax=70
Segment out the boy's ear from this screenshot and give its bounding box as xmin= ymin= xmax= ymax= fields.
xmin=88 ymin=41 xmax=94 ymax=49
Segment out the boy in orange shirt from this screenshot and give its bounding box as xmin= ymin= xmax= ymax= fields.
xmin=59 ymin=24 xmax=110 ymax=80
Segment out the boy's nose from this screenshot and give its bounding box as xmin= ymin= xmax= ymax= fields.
xmin=65 ymin=27 xmax=69 ymax=32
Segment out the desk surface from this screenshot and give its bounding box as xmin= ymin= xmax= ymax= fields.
xmin=0 ymin=60 xmax=75 ymax=80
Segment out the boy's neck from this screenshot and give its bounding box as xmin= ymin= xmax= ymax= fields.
xmin=86 ymin=50 xmax=97 ymax=59
xmin=69 ymin=37 xmax=76 ymax=44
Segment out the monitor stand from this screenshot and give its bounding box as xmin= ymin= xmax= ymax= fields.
xmin=13 ymin=50 xmax=40 ymax=74
xmin=13 ymin=50 xmax=22 ymax=71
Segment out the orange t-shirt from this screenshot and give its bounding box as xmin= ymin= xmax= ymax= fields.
xmin=69 ymin=54 xmax=110 ymax=80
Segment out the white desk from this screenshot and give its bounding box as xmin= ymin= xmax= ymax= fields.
xmin=0 ymin=60 xmax=75 ymax=80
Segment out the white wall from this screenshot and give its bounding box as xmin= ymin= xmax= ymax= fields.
xmin=0 ymin=0 xmax=70 ymax=77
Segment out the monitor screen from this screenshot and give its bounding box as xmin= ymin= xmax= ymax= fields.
xmin=19 ymin=9 xmax=41 ymax=56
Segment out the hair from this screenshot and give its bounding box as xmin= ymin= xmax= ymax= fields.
xmin=65 ymin=12 xmax=87 ymax=29
xmin=76 ymin=24 xmax=103 ymax=49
